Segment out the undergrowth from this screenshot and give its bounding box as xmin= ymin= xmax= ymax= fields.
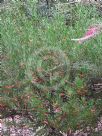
xmin=0 ymin=1 xmax=102 ymax=135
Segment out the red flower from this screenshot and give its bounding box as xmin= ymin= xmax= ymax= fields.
xmin=71 ymin=24 xmax=102 ymax=44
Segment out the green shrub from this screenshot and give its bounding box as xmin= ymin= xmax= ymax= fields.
xmin=1 ymin=1 xmax=102 ymax=135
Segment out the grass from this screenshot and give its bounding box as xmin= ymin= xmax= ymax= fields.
xmin=1 ymin=1 xmax=102 ymax=134
xmin=1 ymin=2 xmax=102 ymax=85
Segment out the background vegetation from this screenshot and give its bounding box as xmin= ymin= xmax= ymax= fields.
xmin=0 ymin=0 xmax=102 ymax=135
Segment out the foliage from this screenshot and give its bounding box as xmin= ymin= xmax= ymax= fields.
xmin=0 ymin=1 xmax=102 ymax=135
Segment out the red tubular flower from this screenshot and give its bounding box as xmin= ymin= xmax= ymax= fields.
xmin=71 ymin=24 xmax=102 ymax=44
